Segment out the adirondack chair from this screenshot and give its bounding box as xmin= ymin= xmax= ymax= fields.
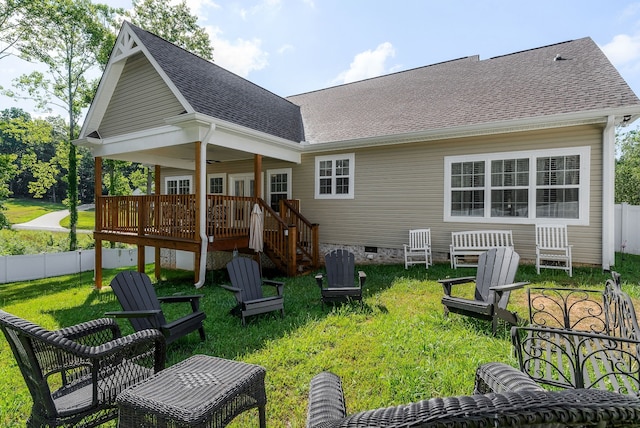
xmin=0 ymin=310 xmax=165 ymax=428
xmin=403 ymin=228 xmax=432 ymax=269
xmin=315 ymin=249 xmax=366 ymax=308
xmin=536 ymin=224 xmax=572 ymax=276
xmin=438 ymin=247 xmax=528 ymax=335
xmin=221 ymin=257 xmax=285 ymax=326
xmin=106 ymin=271 xmax=206 ymax=344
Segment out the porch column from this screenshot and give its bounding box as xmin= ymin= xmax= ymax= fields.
xmin=94 ymin=156 xmax=103 ymax=289
xmin=154 ymin=165 xmax=161 ymax=281
xmin=254 ymin=154 xmax=262 ymax=199
xmin=194 ymin=141 xmax=202 ymax=285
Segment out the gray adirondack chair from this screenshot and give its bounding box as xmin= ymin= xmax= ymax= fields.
xmin=439 ymin=247 xmax=528 ymax=335
xmin=315 ymin=249 xmax=366 ymax=308
xmin=221 ymin=257 xmax=285 ymax=326
xmin=106 ymin=271 xmax=206 ymax=344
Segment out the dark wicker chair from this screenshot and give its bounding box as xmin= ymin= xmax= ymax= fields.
xmin=106 ymin=270 xmax=206 ymax=344
xmin=315 ymin=249 xmax=366 ymax=308
xmin=221 ymin=257 xmax=285 ymax=325
xmin=0 ymin=310 xmax=165 ymax=428
xmin=307 ymin=371 xmax=640 ymax=427
xmin=438 ymin=247 xmax=528 ymax=335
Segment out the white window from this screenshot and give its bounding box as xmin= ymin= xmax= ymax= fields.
xmin=267 ymin=168 xmax=292 ymax=211
xmin=315 ymin=153 xmax=355 ymax=199
xmin=165 ymin=175 xmax=192 ymax=195
xmin=207 ymin=173 xmax=226 ymax=195
xmin=444 ymin=147 xmax=590 ymax=225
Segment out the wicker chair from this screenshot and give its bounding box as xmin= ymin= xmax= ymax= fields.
xmin=307 ymin=371 xmax=640 ymax=427
xmin=0 ymin=310 xmax=166 ymax=428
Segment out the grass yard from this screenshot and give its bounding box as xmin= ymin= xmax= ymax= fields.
xmin=1 ymin=255 xmax=639 ymax=427
xmin=4 ymin=198 xmax=65 ymax=224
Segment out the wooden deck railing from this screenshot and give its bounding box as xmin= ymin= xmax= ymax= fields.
xmin=97 ymin=194 xmax=319 ymax=275
xmin=280 ymin=199 xmax=319 ymax=269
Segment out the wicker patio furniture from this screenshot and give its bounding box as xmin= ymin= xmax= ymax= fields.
xmin=117 ymin=354 xmax=267 ymax=427
xmin=307 ymin=371 xmax=640 ymax=427
xmin=0 ymin=309 xmax=166 ymax=428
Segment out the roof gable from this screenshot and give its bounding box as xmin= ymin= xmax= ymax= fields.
xmin=287 ymin=38 xmax=640 ymax=144
xmin=128 ymin=24 xmax=304 ymax=143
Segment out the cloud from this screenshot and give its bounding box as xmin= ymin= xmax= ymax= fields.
xmin=331 ymin=42 xmax=397 ymax=85
xmin=277 ymin=44 xmax=294 ymax=55
xmin=206 ymin=26 xmax=268 ymax=77
xmin=239 ymin=0 xmax=282 ymax=20
xmin=601 ymin=34 xmax=640 ymax=66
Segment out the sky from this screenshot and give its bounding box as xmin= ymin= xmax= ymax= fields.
xmin=4 ymin=0 xmax=640 ymax=123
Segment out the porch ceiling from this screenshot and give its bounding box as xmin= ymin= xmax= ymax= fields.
xmin=107 ymin=142 xmax=264 ymax=170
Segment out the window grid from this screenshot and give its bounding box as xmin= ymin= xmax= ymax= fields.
xmin=315 ymin=154 xmax=355 ymax=199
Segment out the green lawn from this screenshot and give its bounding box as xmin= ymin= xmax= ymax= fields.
xmin=4 ymin=198 xmax=65 ymax=224
xmin=2 ymin=255 xmax=638 ymax=427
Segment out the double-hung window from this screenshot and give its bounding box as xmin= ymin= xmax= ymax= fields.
xmin=165 ymin=175 xmax=192 ymax=195
xmin=445 ymin=147 xmax=589 ymax=224
xmin=267 ymin=168 xmax=292 ymax=211
xmin=315 ymin=154 xmax=355 ymax=199
xmin=207 ymin=173 xmax=226 ymax=195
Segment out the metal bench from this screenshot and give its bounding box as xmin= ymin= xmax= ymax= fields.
xmin=449 ymin=230 xmax=514 ymax=268
xmin=478 ymin=273 xmax=640 ymax=397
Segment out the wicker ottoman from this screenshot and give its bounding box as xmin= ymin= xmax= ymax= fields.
xmin=117 ymin=354 xmax=267 ymax=427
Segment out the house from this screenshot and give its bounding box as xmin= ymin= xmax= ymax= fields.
xmin=76 ymin=22 xmax=640 ymax=288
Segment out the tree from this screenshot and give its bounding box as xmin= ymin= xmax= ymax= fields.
xmin=0 ymin=0 xmax=37 ymax=61
xmin=4 ymin=0 xmax=120 ymax=250
xmin=0 ymin=153 xmax=18 ymax=228
xmin=615 ymin=129 xmax=640 ymax=205
xmin=127 ymin=0 xmax=214 ymax=61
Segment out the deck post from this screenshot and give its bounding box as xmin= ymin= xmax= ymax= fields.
xmin=287 ymin=224 xmax=297 ymax=276
xmin=154 ymin=165 xmax=161 ymax=281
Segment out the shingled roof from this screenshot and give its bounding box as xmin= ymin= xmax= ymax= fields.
xmin=129 ymin=24 xmax=305 ymax=143
xmin=287 ymin=37 xmax=640 ymax=144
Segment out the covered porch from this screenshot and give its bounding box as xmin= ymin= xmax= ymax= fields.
xmin=84 ymin=113 xmax=317 ymax=289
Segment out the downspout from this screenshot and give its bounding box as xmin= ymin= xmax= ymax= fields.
xmin=195 ymin=124 xmax=216 ymax=288
xmin=602 ymin=115 xmax=616 ymax=270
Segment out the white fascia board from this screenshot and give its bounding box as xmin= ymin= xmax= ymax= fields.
xmin=302 ymin=106 xmax=640 ymax=153
xmin=88 ymin=125 xmax=194 ymax=157
xmin=169 ymin=113 xmax=303 ymax=163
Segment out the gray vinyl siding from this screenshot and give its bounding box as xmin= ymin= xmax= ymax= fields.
xmin=158 ymin=125 xmax=605 ymax=266
xmin=99 ymin=53 xmax=185 ymax=138
xmin=293 ymin=125 xmax=604 ymax=266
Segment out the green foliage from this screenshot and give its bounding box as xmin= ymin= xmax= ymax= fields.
xmin=127 ymin=0 xmax=214 ymax=61
xmin=0 ymin=229 xmax=94 ymax=255
xmin=0 ymin=259 xmax=634 ymax=426
xmin=0 ymin=0 xmax=38 ymax=61
xmin=3 ymin=0 xmax=120 ymax=250
xmin=616 ymin=129 xmax=640 ymax=204
xmin=0 ymin=154 xmax=18 ymax=228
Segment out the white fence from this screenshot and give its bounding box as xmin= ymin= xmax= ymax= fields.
xmin=0 ymin=247 xmax=155 ymax=284
xmin=615 ymin=203 xmax=640 ymax=255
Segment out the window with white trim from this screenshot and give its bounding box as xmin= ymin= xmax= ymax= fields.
xmin=267 ymin=168 xmax=292 ymax=211
xmin=165 ymin=175 xmax=192 ymax=195
xmin=207 ymin=173 xmax=226 ymax=195
xmin=315 ymin=153 xmax=355 ymax=199
xmin=444 ymin=147 xmax=590 ymax=224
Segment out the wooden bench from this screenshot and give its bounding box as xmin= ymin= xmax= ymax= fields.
xmin=449 ymin=230 xmax=514 ymax=268
xmin=511 ymin=273 xmax=640 ymax=396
